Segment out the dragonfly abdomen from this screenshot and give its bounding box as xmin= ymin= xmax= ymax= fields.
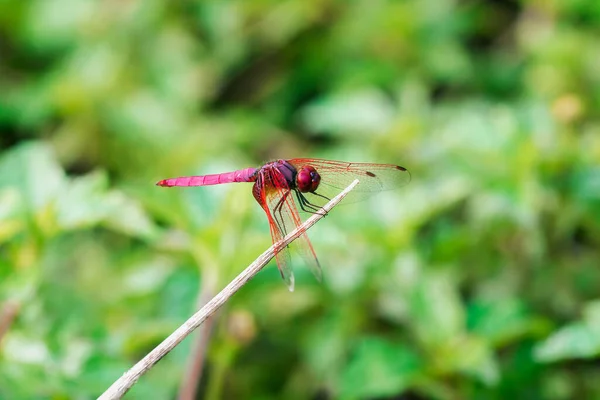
xmin=156 ymin=168 xmax=257 ymax=187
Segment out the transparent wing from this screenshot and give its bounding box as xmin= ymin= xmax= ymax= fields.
xmin=253 ymin=168 xmax=323 ymax=291
xmin=287 ymin=158 xmax=411 ymax=208
xmin=253 ymin=174 xmax=295 ymax=291
xmin=266 ymin=185 xmax=322 ymax=283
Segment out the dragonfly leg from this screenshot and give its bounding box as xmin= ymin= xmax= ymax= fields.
xmin=272 ymin=190 xmax=291 ymax=236
xmin=295 ymin=191 xmax=327 ymax=216
xmin=306 ymin=191 xmax=330 ymax=216
xmin=295 ymin=191 xmax=319 ymax=213
xmin=311 ymin=191 xmax=331 ymax=203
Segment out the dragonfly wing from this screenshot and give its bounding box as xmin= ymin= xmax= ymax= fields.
xmin=288 ymin=158 xmax=411 ymax=208
xmin=253 ymin=172 xmax=295 ymax=291
xmin=254 ymin=168 xmax=322 ymax=290
xmin=271 ymin=227 xmax=295 ymax=291
xmin=267 ymin=185 xmax=322 ymax=283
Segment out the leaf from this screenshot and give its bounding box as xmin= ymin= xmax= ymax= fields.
xmin=0 ymin=142 xmax=66 ymax=213
xmin=55 ymin=170 xmax=158 ymax=238
xmin=56 ymin=170 xmax=111 ymax=230
xmin=443 ymin=335 xmax=500 ymax=386
xmin=409 ymin=271 xmax=465 ymax=348
xmin=340 ymin=337 xmax=422 ymax=399
xmin=302 ymin=310 xmax=351 ymax=380
xmin=467 ymin=297 xmax=535 ymax=346
xmin=534 ymin=300 xmax=600 ymax=362
xmin=300 ymin=89 xmax=396 ymax=135
xmin=0 ymin=188 xmax=25 ymax=243
xmin=103 ymin=191 xmax=158 ymax=239
xmin=24 ymin=0 xmax=95 ymax=50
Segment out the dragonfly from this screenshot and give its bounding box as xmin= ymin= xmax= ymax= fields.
xmin=157 ymin=159 xmax=410 ymax=291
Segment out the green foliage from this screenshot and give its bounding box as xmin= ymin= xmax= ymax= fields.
xmin=340 ymin=337 xmax=421 ymax=399
xmin=1 ymin=0 xmax=600 ymax=399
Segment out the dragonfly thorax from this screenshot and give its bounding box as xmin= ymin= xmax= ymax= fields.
xmin=268 ymin=160 xmax=321 ymax=193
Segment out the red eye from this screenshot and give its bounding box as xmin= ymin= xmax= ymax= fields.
xmin=296 ymin=166 xmax=321 ymax=192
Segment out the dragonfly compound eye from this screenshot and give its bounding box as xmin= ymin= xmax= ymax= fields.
xmin=296 ymin=166 xmax=321 ymax=192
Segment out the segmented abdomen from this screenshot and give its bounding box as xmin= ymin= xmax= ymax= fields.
xmin=156 ymin=167 xmax=257 ymax=187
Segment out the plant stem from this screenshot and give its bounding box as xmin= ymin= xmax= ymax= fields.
xmin=177 ymin=274 xmax=217 ymax=400
xmin=0 ymin=300 xmax=19 ymax=345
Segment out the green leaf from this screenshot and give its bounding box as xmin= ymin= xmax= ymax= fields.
xmin=443 ymin=335 xmax=499 ymax=386
xmin=103 ymin=191 xmax=158 ymax=239
xmin=0 ymin=188 xmax=25 ymax=243
xmin=300 ymin=89 xmax=396 ymax=135
xmin=56 ymin=170 xmax=111 ymax=230
xmin=0 ymin=142 xmax=65 ymax=213
xmin=340 ymin=337 xmax=422 ymax=399
xmin=534 ymin=300 xmax=600 ymax=362
xmin=467 ymin=297 xmax=535 ymax=346
xmin=409 ymin=271 xmax=465 ymax=348
xmin=55 ymin=170 xmax=158 ymax=238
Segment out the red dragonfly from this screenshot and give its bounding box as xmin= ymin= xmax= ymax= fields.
xmin=157 ymin=159 xmax=410 ymax=290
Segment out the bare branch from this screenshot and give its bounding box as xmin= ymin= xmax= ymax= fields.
xmin=98 ymin=179 xmax=360 ymax=400
xmin=0 ymin=300 xmax=20 ymax=345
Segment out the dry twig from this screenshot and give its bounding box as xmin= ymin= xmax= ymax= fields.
xmin=98 ymin=179 xmax=360 ymax=400
xmin=0 ymin=300 xmax=20 ymax=345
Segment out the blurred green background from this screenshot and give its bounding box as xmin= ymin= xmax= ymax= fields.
xmin=1 ymin=0 xmax=600 ymax=399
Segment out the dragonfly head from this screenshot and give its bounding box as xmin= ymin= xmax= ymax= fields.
xmin=296 ymin=165 xmax=321 ymax=193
